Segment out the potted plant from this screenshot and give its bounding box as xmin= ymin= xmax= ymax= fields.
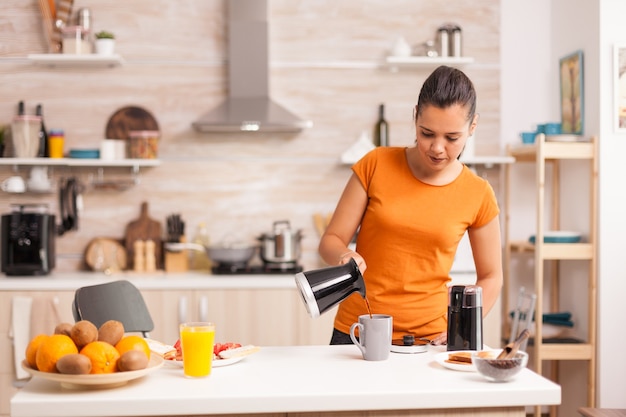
xmin=94 ymin=30 xmax=115 ymax=55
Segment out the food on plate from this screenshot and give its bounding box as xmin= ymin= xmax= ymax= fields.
xmin=55 ymin=353 xmax=92 ymax=374
xmin=23 ymin=319 xmax=151 ymax=374
xmin=446 ymin=351 xmax=473 ymax=365
xmin=70 ymin=320 xmax=99 ymax=349
xmin=217 ymin=344 xmax=260 ymax=359
xmin=54 ymin=322 xmax=73 ymax=337
xmin=80 ymin=341 xmax=121 ymax=374
xmin=145 ymin=338 xmax=177 ymax=360
xmin=35 ymin=334 xmax=79 ymax=373
xmin=214 ymin=342 xmax=242 ymax=357
xmin=98 ymin=320 xmax=125 ymax=346
xmin=118 ymin=350 xmax=149 ymax=372
xmin=163 ymin=339 xmax=258 ymax=362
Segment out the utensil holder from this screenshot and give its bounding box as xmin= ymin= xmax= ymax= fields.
xmin=165 ymin=236 xmax=189 ymax=273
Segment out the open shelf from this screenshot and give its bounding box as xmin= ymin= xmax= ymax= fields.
xmin=385 ymin=56 xmax=475 ymax=70
xmin=27 ymin=54 xmax=124 ymax=68
xmin=0 ymin=157 xmax=159 ymax=169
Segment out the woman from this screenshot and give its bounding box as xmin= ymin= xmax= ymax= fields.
xmin=319 ymin=65 xmax=503 ymax=345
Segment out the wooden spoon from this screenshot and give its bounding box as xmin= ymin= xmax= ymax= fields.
xmin=497 ymin=329 xmax=530 ymax=359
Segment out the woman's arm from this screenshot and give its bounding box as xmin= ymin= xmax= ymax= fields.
xmin=318 ymin=174 xmax=369 ymax=272
xmin=468 ymin=216 xmax=504 ymax=317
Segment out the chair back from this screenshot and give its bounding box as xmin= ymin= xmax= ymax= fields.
xmin=73 ymin=280 xmax=154 ymax=338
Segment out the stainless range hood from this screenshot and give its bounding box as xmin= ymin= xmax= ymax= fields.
xmin=192 ymin=0 xmax=312 ymax=133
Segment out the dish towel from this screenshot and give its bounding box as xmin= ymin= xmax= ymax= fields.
xmin=9 ymin=296 xmax=62 ymax=380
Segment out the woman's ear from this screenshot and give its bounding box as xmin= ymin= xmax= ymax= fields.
xmin=469 ymin=113 xmax=479 ymax=135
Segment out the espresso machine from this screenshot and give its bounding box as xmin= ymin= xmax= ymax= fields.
xmin=1 ymin=204 xmax=56 ymax=276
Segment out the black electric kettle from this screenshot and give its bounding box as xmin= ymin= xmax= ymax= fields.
xmin=295 ymin=258 xmax=365 ymax=318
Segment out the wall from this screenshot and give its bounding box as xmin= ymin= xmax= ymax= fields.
xmin=0 ymin=0 xmax=501 ymax=272
xmin=502 ymin=0 xmax=626 ymax=411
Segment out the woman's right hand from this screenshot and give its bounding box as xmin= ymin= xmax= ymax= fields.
xmin=339 ymin=250 xmax=367 ymax=273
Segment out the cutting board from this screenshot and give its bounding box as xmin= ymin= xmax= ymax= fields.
xmin=124 ymin=202 xmax=163 ymax=270
xmin=84 ymin=237 xmax=127 ymax=272
xmin=105 ymin=106 xmax=159 ymax=140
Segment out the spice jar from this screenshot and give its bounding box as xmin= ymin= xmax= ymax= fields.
xmin=128 ymin=130 xmax=159 ymax=159
xmin=48 ymin=129 xmax=65 ymax=158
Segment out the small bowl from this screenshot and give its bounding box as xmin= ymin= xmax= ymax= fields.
xmin=471 ymin=350 xmax=528 ymax=382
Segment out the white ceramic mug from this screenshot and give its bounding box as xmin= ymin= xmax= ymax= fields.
xmin=350 ymin=314 xmax=393 ymax=361
xmin=1 ymin=176 xmax=26 ymax=193
xmin=27 ymin=167 xmax=51 ymax=192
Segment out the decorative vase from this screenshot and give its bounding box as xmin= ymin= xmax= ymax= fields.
xmin=95 ymin=38 xmax=115 ymax=55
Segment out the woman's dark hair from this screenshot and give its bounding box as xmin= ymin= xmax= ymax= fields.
xmin=415 ymin=65 xmax=476 ymax=122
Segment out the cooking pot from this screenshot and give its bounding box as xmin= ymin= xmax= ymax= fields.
xmin=258 ymin=220 xmax=303 ymax=264
xmin=164 ymin=241 xmax=258 ymax=267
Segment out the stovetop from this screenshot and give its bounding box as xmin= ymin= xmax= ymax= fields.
xmin=211 ymin=263 xmax=303 ymax=275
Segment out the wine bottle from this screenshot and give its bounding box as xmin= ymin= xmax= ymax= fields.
xmin=373 ymin=104 xmax=389 ymax=147
xmin=35 ymin=104 xmax=49 ymax=157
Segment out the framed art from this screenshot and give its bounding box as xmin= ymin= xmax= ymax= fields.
xmin=559 ymin=50 xmax=584 ymax=135
xmin=614 ymin=44 xmax=626 ymax=132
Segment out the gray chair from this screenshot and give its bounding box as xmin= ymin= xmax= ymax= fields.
xmin=72 ymin=280 xmax=154 ymax=338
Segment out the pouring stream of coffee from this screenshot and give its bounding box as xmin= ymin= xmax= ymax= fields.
xmin=497 ymin=329 xmax=530 ymax=360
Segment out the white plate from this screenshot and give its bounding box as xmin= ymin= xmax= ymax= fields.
xmin=434 ymin=351 xmax=477 ymax=372
xmin=164 ymin=355 xmax=246 ymax=368
xmin=21 ymin=355 xmax=164 ymax=389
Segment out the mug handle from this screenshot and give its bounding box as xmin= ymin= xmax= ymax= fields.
xmin=349 ymin=322 xmax=366 ymax=355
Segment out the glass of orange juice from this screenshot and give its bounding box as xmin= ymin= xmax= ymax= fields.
xmin=179 ymin=322 xmax=215 ymax=378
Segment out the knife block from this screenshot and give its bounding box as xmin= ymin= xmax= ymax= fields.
xmin=165 ymin=236 xmax=188 ymax=273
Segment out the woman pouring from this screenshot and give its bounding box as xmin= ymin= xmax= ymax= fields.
xmin=319 ymin=65 xmax=503 ymax=346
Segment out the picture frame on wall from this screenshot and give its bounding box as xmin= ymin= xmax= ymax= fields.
xmin=559 ymin=50 xmax=584 ymax=135
xmin=614 ymin=44 xmax=626 ymax=133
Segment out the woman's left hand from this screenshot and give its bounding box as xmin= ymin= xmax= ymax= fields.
xmin=429 ymin=331 xmax=447 ymax=346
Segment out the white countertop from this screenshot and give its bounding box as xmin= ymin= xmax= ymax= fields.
xmin=0 ymin=271 xmax=477 ymax=291
xmin=11 ymin=345 xmax=560 ymax=417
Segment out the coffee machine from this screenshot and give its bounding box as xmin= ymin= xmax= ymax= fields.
xmin=1 ymin=204 xmax=56 ymax=276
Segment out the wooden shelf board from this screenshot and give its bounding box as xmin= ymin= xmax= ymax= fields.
xmin=27 ymin=54 xmax=124 ymax=67
xmin=508 ymin=241 xmax=593 ymax=259
xmin=508 ymin=141 xmax=594 ymax=161
xmin=0 ymin=158 xmax=160 ymax=168
xmin=538 ymin=342 xmax=594 ymax=360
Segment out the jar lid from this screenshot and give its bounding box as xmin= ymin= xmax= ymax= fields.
xmin=129 ymin=130 xmax=160 ymax=139
xmin=49 ymin=129 xmax=64 ymax=136
xmin=62 ymin=25 xmax=89 ymax=34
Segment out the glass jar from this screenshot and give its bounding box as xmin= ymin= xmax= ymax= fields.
xmin=62 ymin=26 xmax=92 ymax=54
xmin=128 ymin=130 xmax=159 ymax=159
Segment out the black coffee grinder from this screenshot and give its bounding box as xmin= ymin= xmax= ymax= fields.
xmin=447 ymin=285 xmax=483 ymax=351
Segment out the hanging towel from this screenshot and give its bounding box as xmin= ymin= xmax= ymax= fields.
xmin=10 ymin=296 xmax=33 ymax=380
xmin=9 ymin=296 xmax=62 ymax=380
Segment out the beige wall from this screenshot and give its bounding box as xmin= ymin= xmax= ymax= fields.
xmin=0 ymin=0 xmax=501 ymax=271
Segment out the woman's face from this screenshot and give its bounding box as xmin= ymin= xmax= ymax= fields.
xmin=414 ymin=103 xmax=476 ymax=170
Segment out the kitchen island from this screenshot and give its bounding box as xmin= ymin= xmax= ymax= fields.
xmin=11 ymin=345 xmax=560 ymax=417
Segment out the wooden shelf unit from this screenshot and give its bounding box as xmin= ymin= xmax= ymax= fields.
xmin=503 ymin=133 xmax=598 ymax=416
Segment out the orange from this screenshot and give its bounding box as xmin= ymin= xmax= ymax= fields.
xmin=25 ymin=334 xmax=50 ymax=369
xmin=80 ymin=341 xmax=120 ymax=374
xmin=35 ymin=334 xmax=78 ymax=373
xmin=115 ymin=335 xmax=151 ymax=360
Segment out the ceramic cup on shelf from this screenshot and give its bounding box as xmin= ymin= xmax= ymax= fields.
xmin=350 ymin=314 xmax=393 ymax=361
xmin=1 ymin=176 xmax=26 ymax=193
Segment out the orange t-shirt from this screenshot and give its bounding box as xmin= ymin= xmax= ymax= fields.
xmin=334 ymin=147 xmax=499 ymax=340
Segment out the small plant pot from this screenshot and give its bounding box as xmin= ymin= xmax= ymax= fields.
xmin=95 ymin=38 xmax=115 ymax=55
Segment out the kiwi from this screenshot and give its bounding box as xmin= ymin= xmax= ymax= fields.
xmin=117 ymin=350 xmax=149 ymax=372
xmin=98 ymin=320 xmax=125 ymax=346
xmin=70 ymin=320 xmax=99 ymax=349
xmin=54 ymin=322 xmax=73 ymax=337
xmin=56 ymin=353 xmax=92 ymax=374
